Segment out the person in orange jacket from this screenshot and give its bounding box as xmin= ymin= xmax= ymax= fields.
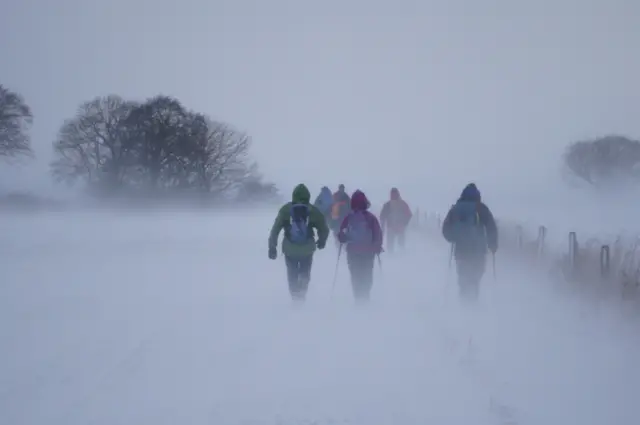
xmin=330 ymin=184 xmax=351 ymax=245
xmin=380 ymin=187 xmax=413 ymax=253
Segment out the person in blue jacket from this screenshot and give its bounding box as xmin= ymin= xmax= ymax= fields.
xmin=442 ymin=183 xmax=498 ymax=301
xmin=313 ymin=186 xmax=334 ymax=219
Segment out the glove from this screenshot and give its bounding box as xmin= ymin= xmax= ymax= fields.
xmin=268 ymin=246 xmax=277 ymax=260
xmin=316 ymin=239 xmax=326 ymax=250
xmin=337 ymin=232 xmax=347 ymax=244
xmin=489 ymin=244 xmax=497 ymax=254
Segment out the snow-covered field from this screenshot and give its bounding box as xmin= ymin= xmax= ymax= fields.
xmin=1 ymin=209 xmax=640 ymax=425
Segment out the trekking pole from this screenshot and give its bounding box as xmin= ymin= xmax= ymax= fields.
xmin=448 ymin=243 xmax=454 ymax=271
xmin=376 ymin=253 xmax=384 ymax=281
xmin=331 ymin=244 xmax=343 ymax=296
xmin=492 ymin=252 xmax=497 ymax=281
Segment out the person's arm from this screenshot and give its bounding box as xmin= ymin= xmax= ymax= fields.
xmin=441 ymin=206 xmax=455 ymax=243
xmin=402 ymin=200 xmax=413 ymax=225
xmin=310 ymin=206 xmax=329 ymax=246
xmin=369 ymin=213 xmax=383 ymax=252
xmin=268 ymin=205 xmax=288 ymax=250
xmin=478 ymin=203 xmax=498 ymax=253
xmin=337 ymin=214 xmax=351 ymax=243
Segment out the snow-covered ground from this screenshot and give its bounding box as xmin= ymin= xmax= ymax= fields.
xmin=1 ymin=209 xmax=640 ymax=425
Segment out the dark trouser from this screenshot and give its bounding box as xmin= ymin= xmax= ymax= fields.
xmin=285 ymin=256 xmax=313 ymax=300
xmin=455 ymin=253 xmax=486 ymax=301
xmin=346 ymin=251 xmax=375 ymax=301
xmin=387 ymin=228 xmax=406 ymax=253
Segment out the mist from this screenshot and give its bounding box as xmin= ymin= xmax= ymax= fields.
xmin=1 ymin=209 xmax=640 ymax=424
xmin=2 ymin=1 xmax=640 ymax=198
xmin=2 ymin=0 xmax=640 ymax=424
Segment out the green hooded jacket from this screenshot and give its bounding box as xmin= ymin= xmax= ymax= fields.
xmin=268 ymin=184 xmax=330 ymax=258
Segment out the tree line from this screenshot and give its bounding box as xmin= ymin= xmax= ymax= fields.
xmin=0 ymin=83 xmax=279 ymax=204
xmin=2 ymin=82 xmax=640 ymax=195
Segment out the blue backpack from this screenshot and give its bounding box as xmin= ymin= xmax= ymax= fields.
xmin=450 ymin=201 xmax=486 ymax=251
xmin=288 ymin=203 xmax=310 ymax=244
xmin=345 ymin=211 xmax=374 ymax=244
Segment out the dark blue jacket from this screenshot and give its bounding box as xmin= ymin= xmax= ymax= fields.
xmin=442 ymin=183 xmax=498 ymax=257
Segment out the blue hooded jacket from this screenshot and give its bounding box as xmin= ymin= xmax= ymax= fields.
xmin=442 ymin=183 xmax=498 ymax=257
xmin=313 ymin=186 xmax=334 ymax=216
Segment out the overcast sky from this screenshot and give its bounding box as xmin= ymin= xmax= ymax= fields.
xmin=1 ymin=0 xmax=639 ymax=204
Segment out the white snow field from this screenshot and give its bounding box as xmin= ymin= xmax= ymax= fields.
xmin=1 ymin=209 xmax=640 ymax=425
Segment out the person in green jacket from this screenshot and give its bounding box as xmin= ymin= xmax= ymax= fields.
xmin=268 ymin=184 xmax=330 ymax=301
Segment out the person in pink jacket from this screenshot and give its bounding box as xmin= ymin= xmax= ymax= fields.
xmin=337 ymin=190 xmax=383 ymax=300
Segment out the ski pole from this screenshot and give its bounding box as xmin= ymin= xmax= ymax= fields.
xmin=331 ymin=243 xmax=343 ymax=296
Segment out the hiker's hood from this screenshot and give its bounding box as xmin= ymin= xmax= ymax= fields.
xmin=350 ymin=190 xmax=370 ymax=211
xmin=292 ymin=184 xmax=311 ymax=204
xmin=459 ymin=183 xmax=481 ymax=202
xmin=320 ymin=186 xmax=332 ymax=196
xmin=390 ymin=187 xmax=400 ymax=200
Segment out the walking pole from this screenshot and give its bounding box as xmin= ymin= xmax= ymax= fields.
xmin=492 ymin=252 xmax=497 ymax=281
xmin=444 ymin=243 xmax=455 ymax=301
xmin=331 ymin=243 xmax=343 ymax=297
xmin=376 ymin=253 xmax=384 ymax=281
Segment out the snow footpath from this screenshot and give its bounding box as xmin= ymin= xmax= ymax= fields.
xmin=1 ymin=209 xmax=639 ymax=425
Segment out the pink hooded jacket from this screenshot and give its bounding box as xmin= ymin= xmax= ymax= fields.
xmin=338 ymin=190 xmax=383 ymax=254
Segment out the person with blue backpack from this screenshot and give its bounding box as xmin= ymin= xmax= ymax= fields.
xmin=337 ymin=190 xmax=384 ymax=301
xmin=442 ymin=183 xmax=498 ymax=301
xmin=268 ymin=184 xmax=330 ymax=301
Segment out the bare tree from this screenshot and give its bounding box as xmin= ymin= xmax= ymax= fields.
xmin=0 ymin=84 xmax=33 ymax=160
xmin=563 ymin=135 xmax=640 ymax=189
xmin=50 ymin=92 xmax=276 ymax=203
xmin=124 ymin=95 xmax=189 ymax=189
xmin=50 ymin=95 xmax=137 ymax=188
xmin=196 ymin=119 xmax=252 ymax=194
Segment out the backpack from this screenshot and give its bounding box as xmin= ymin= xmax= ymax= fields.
xmin=288 ymin=203 xmax=310 ymax=244
xmin=345 ymin=211 xmax=374 ymax=244
xmin=450 ymin=201 xmax=486 ymax=251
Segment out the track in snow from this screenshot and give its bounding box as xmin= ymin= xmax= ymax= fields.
xmin=1 ymin=209 xmax=639 ymax=425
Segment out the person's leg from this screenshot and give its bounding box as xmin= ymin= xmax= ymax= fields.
xmin=456 ymin=254 xmax=486 ymax=302
xmin=387 ymin=230 xmax=396 ymax=253
xmin=398 ymin=228 xmax=406 ymax=250
xmin=358 ymin=254 xmax=375 ymax=301
xmin=285 ymin=256 xmax=305 ymax=301
xmin=348 ymin=252 xmax=375 ymax=301
xmin=456 ymin=258 xmax=473 ymax=300
xmin=297 ymin=255 xmax=313 ymax=297
xmin=467 ymin=255 xmax=486 ymax=300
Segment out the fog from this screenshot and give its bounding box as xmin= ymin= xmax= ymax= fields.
xmin=2 ymin=1 xmax=640 ymax=424
xmin=0 ymin=209 xmax=639 ymax=425
xmin=2 ymin=0 xmax=640 ymax=200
